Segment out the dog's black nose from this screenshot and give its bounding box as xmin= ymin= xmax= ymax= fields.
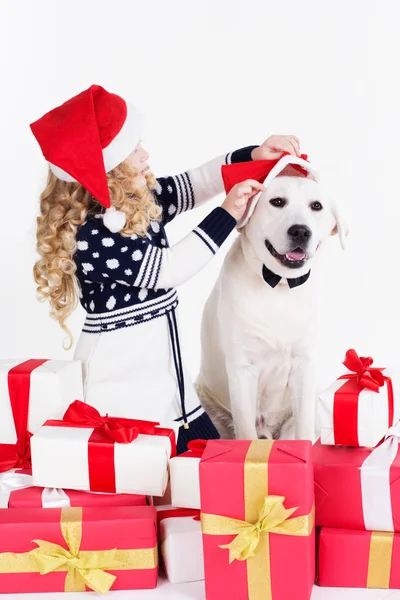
xmin=287 ymin=224 xmax=312 ymax=243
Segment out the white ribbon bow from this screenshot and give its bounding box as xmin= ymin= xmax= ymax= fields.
xmin=0 ymin=470 xmax=70 ymax=508
xmin=361 ymin=420 xmax=400 ymax=531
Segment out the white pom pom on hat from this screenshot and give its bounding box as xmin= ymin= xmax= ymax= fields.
xmin=103 ymin=206 xmax=127 ymax=233
xmin=30 ymin=84 xmax=143 ymax=233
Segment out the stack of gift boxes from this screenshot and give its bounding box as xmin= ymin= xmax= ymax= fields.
xmin=0 ymin=350 xmax=398 ymax=598
xmin=315 ymin=349 xmax=400 ymax=590
xmin=168 ymin=349 xmax=400 ymax=597
xmin=0 ymin=358 xmax=174 ymax=593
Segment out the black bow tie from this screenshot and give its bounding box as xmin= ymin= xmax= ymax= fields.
xmin=262 ymin=264 xmax=311 ymax=289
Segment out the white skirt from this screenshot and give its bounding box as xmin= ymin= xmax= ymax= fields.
xmin=73 ymin=311 xmax=203 ymax=428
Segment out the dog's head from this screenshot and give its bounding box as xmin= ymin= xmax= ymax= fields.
xmin=239 ymin=162 xmax=348 ymax=279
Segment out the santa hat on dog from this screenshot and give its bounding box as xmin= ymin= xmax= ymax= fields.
xmin=30 ymin=84 xmax=143 ymax=233
xmin=221 ymin=153 xmax=319 ymax=228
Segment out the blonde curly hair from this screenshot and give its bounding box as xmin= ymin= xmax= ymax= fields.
xmin=33 ymin=160 xmax=162 ymax=349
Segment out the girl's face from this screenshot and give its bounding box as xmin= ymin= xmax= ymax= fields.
xmin=127 ymin=143 xmax=150 ymax=182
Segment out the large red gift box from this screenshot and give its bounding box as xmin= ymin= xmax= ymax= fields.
xmin=313 ymin=424 xmax=400 ymax=532
xmin=318 ymin=527 xmax=400 ymax=589
xmin=0 ymin=505 xmax=158 ymax=593
xmin=200 ymin=440 xmax=315 ymax=600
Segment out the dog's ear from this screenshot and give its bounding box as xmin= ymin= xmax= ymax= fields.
xmin=330 ymin=203 xmax=349 ymax=250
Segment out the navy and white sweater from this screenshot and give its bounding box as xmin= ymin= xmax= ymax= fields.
xmin=74 ymin=146 xmax=257 ymax=332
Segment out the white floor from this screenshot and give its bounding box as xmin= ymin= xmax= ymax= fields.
xmin=2 ymin=578 xmax=400 ymax=599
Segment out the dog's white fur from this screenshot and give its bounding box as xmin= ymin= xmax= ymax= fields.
xmin=196 ymin=172 xmax=347 ymax=442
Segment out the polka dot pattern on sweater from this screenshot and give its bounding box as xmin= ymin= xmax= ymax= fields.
xmin=75 ymin=211 xmax=169 ymax=318
xmin=74 ymin=144 xmax=255 ymax=327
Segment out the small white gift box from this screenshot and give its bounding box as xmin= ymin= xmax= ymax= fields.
xmin=0 ymin=359 xmax=83 ymax=444
xmin=157 ymin=506 xmax=204 ymax=584
xmin=170 ymin=440 xmax=206 ymax=509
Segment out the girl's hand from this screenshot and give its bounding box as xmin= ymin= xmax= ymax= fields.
xmin=222 ymin=180 xmax=266 ymax=221
xmin=251 ymin=135 xmax=301 ymax=160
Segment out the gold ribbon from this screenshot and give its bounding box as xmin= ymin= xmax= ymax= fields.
xmin=201 ymin=440 xmax=314 ymax=600
xmin=0 ymin=507 xmax=158 ymax=594
xmin=367 ymin=531 xmax=394 ymax=589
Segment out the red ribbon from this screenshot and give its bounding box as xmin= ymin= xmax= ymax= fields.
xmin=157 ymin=508 xmax=201 ymax=525
xmin=62 ymin=400 xmax=159 ymax=443
xmin=179 ymin=439 xmax=208 ymax=458
xmin=45 ymin=400 xmax=177 ymax=493
xmin=333 ymin=349 xmax=394 ymax=446
xmin=0 ymin=359 xmax=48 ymax=473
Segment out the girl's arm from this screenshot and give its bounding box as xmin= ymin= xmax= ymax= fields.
xmin=77 ymin=208 xmax=236 ymax=291
xmin=155 ymin=145 xmax=257 ymax=225
xmin=155 ymin=135 xmax=300 ymax=224
xmin=76 ymin=181 xmax=264 ymax=291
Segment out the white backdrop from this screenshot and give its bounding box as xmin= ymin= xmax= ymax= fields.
xmin=0 ymin=0 xmax=399 ymax=394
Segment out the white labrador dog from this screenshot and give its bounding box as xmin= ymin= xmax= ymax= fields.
xmin=196 ymin=155 xmax=347 ymax=442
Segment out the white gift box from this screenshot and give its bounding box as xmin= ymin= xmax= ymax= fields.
xmin=151 ymin=480 xmax=172 ymax=506
xmin=318 ymin=350 xmax=398 ymax=448
xmin=158 ymin=507 xmax=204 ymax=584
xmin=31 ymin=422 xmax=176 ymax=496
xmin=319 ymin=374 xmax=394 ymax=447
xmin=170 ymin=454 xmax=200 ymax=509
xmin=0 ymin=359 xmax=83 ymax=444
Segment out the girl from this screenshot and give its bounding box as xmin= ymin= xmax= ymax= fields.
xmin=31 ymin=84 xmax=300 ymax=452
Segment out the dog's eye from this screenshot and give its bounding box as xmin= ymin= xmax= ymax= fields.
xmin=310 ymin=201 xmax=323 ymax=211
xmin=269 ymin=198 xmax=286 ymax=208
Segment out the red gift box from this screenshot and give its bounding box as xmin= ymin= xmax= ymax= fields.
xmin=200 ymin=440 xmax=315 ymax=600
xmin=318 ymin=527 xmax=400 ymax=589
xmin=9 ymin=487 xmax=148 ymax=509
xmin=313 ymin=424 xmax=400 ymax=532
xmin=0 ymin=505 xmax=158 ymax=593
xmin=0 ymin=469 xmax=148 ymax=509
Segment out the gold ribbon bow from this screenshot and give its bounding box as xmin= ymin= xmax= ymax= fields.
xmin=202 ymin=495 xmax=310 ymax=564
xmin=0 ymin=507 xmax=158 ymax=594
xmin=31 ymin=507 xmax=120 ymax=593
xmin=201 ymin=440 xmax=315 ymax=600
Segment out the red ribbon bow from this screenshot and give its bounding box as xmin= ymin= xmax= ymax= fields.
xmin=62 ymin=400 xmax=160 ymax=444
xmin=339 ymin=349 xmax=386 ymax=392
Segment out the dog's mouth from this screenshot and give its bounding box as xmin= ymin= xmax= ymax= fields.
xmin=265 ymin=240 xmax=308 ymax=269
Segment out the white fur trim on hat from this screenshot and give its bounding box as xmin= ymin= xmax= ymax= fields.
xmin=49 ymin=103 xmax=143 ymax=182
xmin=103 ymin=103 xmax=143 ymax=172
xmin=237 ymin=154 xmax=320 ymax=229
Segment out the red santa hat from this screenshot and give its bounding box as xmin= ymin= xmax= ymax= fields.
xmin=221 ymin=152 xmax=319 ymax=228
xmin=30 ymin=84 xmax=143 ymax=233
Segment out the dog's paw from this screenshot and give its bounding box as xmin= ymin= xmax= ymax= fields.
xmin=256 ymin=414 xmax=273 ymax=440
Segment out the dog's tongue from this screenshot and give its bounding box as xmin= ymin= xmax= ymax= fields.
xmin=286 ymin=250 xmax=306 ymax=261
